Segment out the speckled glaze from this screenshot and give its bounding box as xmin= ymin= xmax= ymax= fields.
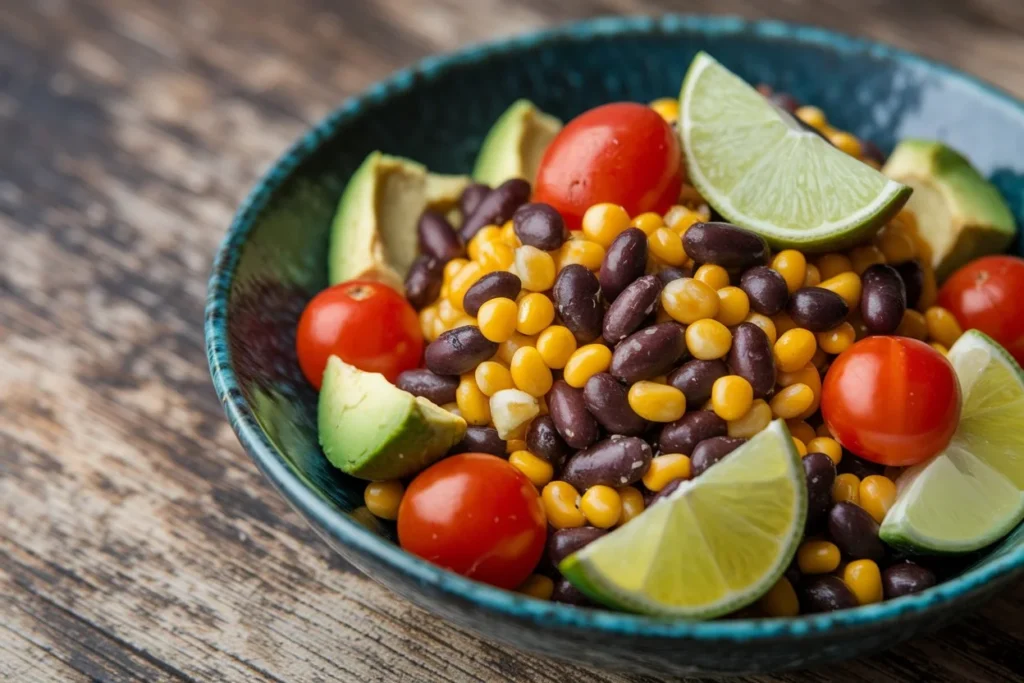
xmin=206 ymin=16 xmax=1024 ymax=676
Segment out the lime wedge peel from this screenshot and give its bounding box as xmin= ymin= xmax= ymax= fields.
xmin=560 ymin=420 xmax=806 ymax=618
xmin=679 ymin=52 xmax=911 ymax=249
xmin=880 ymin=331 xmax=1024 ymax=554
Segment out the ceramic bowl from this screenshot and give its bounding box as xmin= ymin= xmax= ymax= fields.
xmin=205 ymin=16 xmax=1024 ymax=676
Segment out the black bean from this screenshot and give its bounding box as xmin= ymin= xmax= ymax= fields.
xmin=894 ymin=260 xmax=925 ymax=310
xmin=562 ymin=436 xmax=653 ymax=490
xmin=667 ymin=360 xmax=730 ymax=406
xmin=656 ymin=266 xmax=692 ymax=285
xmin=395 ymin=369 xmax=459 ymax=405
xmin=861 ymin=264 xmax=907 ymax=335
xmin=609 ymin=322 xmax=687 ymax=384
xmin=547 ymin=527 xmax=607 ymax=566
xmin=547 ymin=380 xmax=601 ymax=450
xmin=861 ymin=140 xmax=886 ymax=166
xmin=462 ymin=271 xmax=522 ymax=317
xmin=727 ymin=322 xmax=776 ymax=399
xmin=459 ymin=182 xmax=491 ymax=217
xmin=551 ymin=578 xmax=591 ymax=605
xmin=784 ymin=557 xmax=802 ymax=586
xmin=512 ymin=202 xmax=567 ymax=251
xmin=599 ymin=228 xmax=648 ymax=302
xmin=603 ymin=275 xmax=662 ymax=343
xmin=803 ymin=452 xmax=837 ymax=530
xmin=417 ymin=210 xmax=463 ymax=263
xmin=882 ymin=562 xmax=937 ymax=599
xmin=526 ymin=415 xmax=570 ymax=467
xmin=553 ymin=265 xmax=603 ymax=343
xmin=828 ymin=502 xmax=885 ymax=560
xmin=690 ymin=436 xmax=746 ymax=476
xmin=683 ymin=223 xmax=770 ymax=270
xmin=648 ymin=478 xmax=684 ymax=506
xmin=460 ymin=178 xmax=531 ymax=242
xmin=658 ymin=410 xmax=727 ymax=455
xmin=787 ymin=287 xmax=850 ymax=332
xmin=583 ymin=373 xmax=648 ymax=436
xmin=424 ymin=326 xmax=498 ymax=375
xmin=740 ymin=266 xmax=790 ymax=316
xmin=448 ymin=426 xmax=505 ymax=457
xmin=799 ymin=576 xmax=858 ymax=613
xmin=403 ymin=255 xmax=443 ymax=310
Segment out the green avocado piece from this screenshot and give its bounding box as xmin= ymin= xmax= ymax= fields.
xmin=328 ymin=152 xmax=470 ymax=289
xmin=883 ymin=140 xmax=1017 ymax=279
xmin=318 ymin=356 xmax=466 ymax=480
xmin=472 ymin=99 xmax=562 ymax=187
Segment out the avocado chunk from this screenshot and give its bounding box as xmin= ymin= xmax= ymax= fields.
xmin=328 ymin=152 xmax=470 ymax=289
xmin=883 ymin=140 xmax=1017 ymax=279
xmin=472 ymin=99 xmax=562 ymax=187
xmin=318 ymin=356 xmax=466 ymax=480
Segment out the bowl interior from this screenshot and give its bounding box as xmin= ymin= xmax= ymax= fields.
xmin=210 ymin=17 xmax=1024 ymax=625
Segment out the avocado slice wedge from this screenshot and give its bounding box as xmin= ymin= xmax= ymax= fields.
xmin=328 ymin=152 xmax=470 ymax=289
xmin=318 ymin=356 xmax=466 ymax=480
xmin=472 ymin=99 xmax=561 ymax=187
xmin=883 ymin=140 xmax=1017 ymax=279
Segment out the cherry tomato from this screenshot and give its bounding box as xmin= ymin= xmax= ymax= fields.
xmin=533 ymin=102 xmax=683 ymax=230
xmin=821 ymin=336 xmax=961 ymax=466
xmin=296 ymin=280 xmax=422 ymax=389
xmin=938 ymin=255 xmax=1024 ymax=365
xmin=398 ymin=453 xmax=547 ymax=590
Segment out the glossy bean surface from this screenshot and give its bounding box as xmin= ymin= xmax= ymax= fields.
xmin=526 ymin=415 xmax=570 ymax=466
xmin=603 ymin=275 xmax=662 ymax=343
xmin=609 ymin=322 xmax=687 ymax=384
xmin=396 ymin=368 xmax=459 ymax=405
xmin=448 ymin=426 xmax=506 ymax=457
xmin=460 ymin=178 xmax=531 ymax=242
xmin=786 ymin=287 xmax=850 ymax=332
xmin=690 ymin=436 xmax=746 ymax=476
xmin=861 ymin=264 xmax=907 ymax=334
xmin=553 ymin=264 xmax=604 ymax=343
xmin=424 ymin=326 xmax=499 ymax=375
xmin=882 ymin=562 xmax=937 ymax=598
xmin=562 ymin=436 xmax=653 ymax=490
xmin=599 ymin=228 xmax=648 ymax=302
xmin=658 ymin=410 xmax=728 ymax=456
xmin=418 ymin=210 xmax=463 ymax=263
xmin=803 ymin=452 xmax=837 ymax=530
xmin=828 ymin=501 xmax=885 ymax=560
xmin=513 ymin=202 xmax=568 ymax=251
xmin=547 ymin=527 xmax=607 ymax=566
xmin=463 ymin=271 xmax=522 ymax=317
xmin=551 ymin=578 xmax=591 ymax=605
xmin=683 ymin=222 xmax=770 ymax=269
xmin=727 ymin=322 xmax=776 ymax=399
xmin=740 ymin=266 xmax=790 ymax=315
xmin=547 ymin=380 xmax=601 ymax=449
xmin=667 ymin=359 xmax=730 ymax=406
xmin=800 ymin=576 xmax=858 ymax=613
xmin=404 ymin=255 xmax=443 ymax=310
xmin=583 ymin=373 xmax=648 ymax=436
xmin=657 ymin=266 xmax=692 ymax=285
xmin=458 ymin=182 xmax=491 ymax=218
xmin=895 ymin=260 xmax=924 ymax=310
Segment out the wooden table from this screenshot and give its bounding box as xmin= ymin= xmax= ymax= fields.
xmin=2 ymin=1 xmax=1023 ymax=681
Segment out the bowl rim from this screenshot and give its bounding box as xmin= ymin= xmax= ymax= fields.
xmin=206 ymin=14 xmax=1024 ymax=640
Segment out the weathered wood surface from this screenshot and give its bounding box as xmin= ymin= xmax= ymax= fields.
xmin=2 ymin=1 xmax=1023 ymax=681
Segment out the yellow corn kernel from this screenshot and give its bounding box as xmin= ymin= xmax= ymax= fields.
xmin=364 ymin=480 xmax=404 ymax=520
xmin=711 ymin=374 xmax=754 ymax=421
xmin=580 ymin=485 xmax=623 ymax=529
xmin=806 ymin=436 xmax=843 ymax=466
xmin=743 ymin=312 xmax=778 ymax=345
xmin=456 ymin=375 xmax=491 ymax=426
xmin=581 ymin=203 xmax=631 ymax=248
xmin=558 ymin=238 xmax=606 ymax=271
xmin=431 ymin=316 xmax=448 ymax=340
xmin=438 ymin=297 xmax=461 ymax=325
xmin=628 ymin=382 xmax=686 ymax=422
xmin=859 ymin=475 xmax=898 ymax=524
xmin=918 ymin=263 xmax=938 ymax=310
xmin=815 ymin=253 xmax=854 ymax=281
xmin=833 ymin=473 xmax=861 ymax=505
xmin=896 ymin=309 xmax=928 ymax=340
xmin=770 ymin=383 xmax=814 ymax=420
xmin=772 ymin=311 xmax=798 ymax=336
xmin=803 ymin=263 xmax=822 ymax=288
xmin=716 ymin=286 xmax=751 ymax=326
xmin=848 ymin=245 xmax=886 ymax=275
xmin=474 ymin=361 xmax=514 ymax=397
xmin=875 ymin=225 xmax=917 ymax=265
xmin=420 ymin=305 xmax=440 ymax=340
xmin=774 ymin=328 xmax=817 ymax=373
xmin=642 ymin=454 xmax=692 ymax=492
xmin=517 ymin=574 xmax=554 ymax=600
xmin=816 ymin=422 xmax=834 ymax=439
xmin=510 ymin=346 xmax=553 ymax=397
xmin=779 ymin=363 xmax=822 ymax=420
xmin=686 ymin=318 xmax=733 ymax=360
xmin=924 ymin=306 xmax=963 ymax=348
xmin=785 ymin=419 xmax=817 ymax=446
xmin=443 ymin=258 xmax=469 ymax=284
xmin=843 ymin=560 xmax=883 ymax=605
xmin=617 ymin=486 xmax=646 ymax=525
xmin=694 ymin=264 xmax=730 ymax=290
xmin=797 ymin=540 xmax=842 ymax=574
xmin=532 ymin=326 xmax=576 ymax=371
xmin=516 ymin=293 xmax=555 ymax=335
xmin=541 ymin=481 xmax=585 ymax=529
xmin=509 ymin=450 xmax=555 ymax=487
xmin=649 ymin=227 xmax=687 ymax=266
xmin=930 ymin=342 xmax=949 ymax=355
xmin=662 ymin=278 xmax=721 ymax=325
xmin=811 ymin=347 xmax=830 ymax=372
xmin=665 ymin=205 xmax=701 ymax=234
xmin=655 ymin=307 xmax=674 ymax=323
xmin=449 ymin=315 xmax=477 ymax=330
xmin=649 ymin=97 xmax=680 ymax=122
xmin=500 ymin=221 xmax=520 ymax=248
xmin=477 ymin=297 xmax=519 ymax=342
xmin=496 ymin=332 xmax=537 ymax=365
xmin=772 ymin=250 xmax=807 ymax=294
xmin=817 ymin=322 xmax=856 ymax=355
xmin=818 ymin=272 xmax=862 ymax=309
xmin=727 ymin=399 xmax=772 ymax=438
xmin=563 ymin=343 xmax=613 ymax=388
xmin=796 ymin=105 xmax=827 ymax=129
xmin=759 ymin=577 xmax=799 ymax=617
xmin=631 ymin=212 xmax=664 ymax=235
xmin=515 ymin=245 xmax=557 ymax=292
xmin=793 ymin=438 xmax=808 ymax=456
xmin=467 ymin=225 xmax=502 ymax=261
xmin=448 ymin=261 xmax=485 ymax=311
xmin=506 ymin=439 xmax=528 ymax=454
xmin=477 ymin=240 xmax=515 ymax=271
xmin=829 ymin=131 xmax=863 ymax=157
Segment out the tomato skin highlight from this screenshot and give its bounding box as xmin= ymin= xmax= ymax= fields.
xmin=822 ymin=336 xmax=961 ymax=466
xmin=939 ymin=255 xmax=1024 ymax=365
xmin=533 ymin=102 xmax=683 ymax=230
xmin=398 ymin=454 xmax=547 ymax=589
xmin=296 ymin=280 xmax=422 ymax=389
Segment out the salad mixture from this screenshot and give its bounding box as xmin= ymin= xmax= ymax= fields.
xmin=295 ymin=53 xmax=1024 ymax=617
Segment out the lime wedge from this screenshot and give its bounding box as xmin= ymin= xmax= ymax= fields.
xmin=679 ymin=52 xmax=911 ymax=249
xmin=559 ymin=420 xmax=805 ymax=617
xmin=880 ymin=331 xmax=1024 ymax=553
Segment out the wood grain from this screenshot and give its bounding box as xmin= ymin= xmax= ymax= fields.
xmin=2 ymin=1 xmax=1023 ymax=681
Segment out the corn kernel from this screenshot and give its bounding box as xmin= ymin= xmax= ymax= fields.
xmin=617 ymin=486 xmax=646 ymax=525
xmin=509 ymin=450 xmax=554 ymax=487
xmin=796 ymin=105 xmax=827 ymax=129
xmin=650 ymin=97 xmax=680 ymax=122
xmin=806 ymin=436 xmax=843 ymax=466
xmin=563 ymin=343 xmax=613 ymax=388
xmin=558 ymin=238 xmax=606 ymax=271
xmin=662 ymin=278 xmax=720 ymax=325
xmin=833 ymin=473 xmax=861 ymax=505
xmin=665 ymin=205 xmax=700 ymax=234
xmin=475 ymin=361 xmax=514 ymax=397
xmin=711 ymin=374 xmax=754 ymax=421
xmin=642 ymin=454 xmax=691 ymax=491
xmin=496 ymin=332 xmax=537 ymax=365
xmin=506 ymin=439 xmax=528 ymax=454
xmin=772 ymin=250 xmax=807 ymax=294
xmin=510 ymin=346 xmax=553 ymax=397
xmin=515 ymin=245 xmax=556 ymax=292
xmin=516 ymin=293 xmax=555 ymax=335
xmin=649 ymin=227 xmax=687 ymax=266
xmin=930 ymin=342 xmax=949 ymax=355
xmin=477 ymin=240 xmax=515 ymax=271
xmin=541 ymin=481 xmax=585 ymax=529
xmin=628 ymin=382 xmax=686 ymax=422
xmin=431 ymin=316 xmax=447 ymax=339
xmin=793 ymin=438 xmax=808 ymax=456
xmin=694 ymin=264 xmax=730 ymax=290
xmin=580 ymin=485 xmax=622 ymax=528
xmin=535 ymin=325 xmax=577 ymax=370
xmin=438 ymin=297 xmax=461 ymax=325
xmin=581 ymin=203 xmax=631 ymax=248
xmin=918 ymin=263 xmax=938 ymax=310
xmin=477 ymin=297 xmax=519 ymax=342
xmin=517 ymin=574 xmax=554 ymax=600
xmin=449 ymin=315 xmax=477 ymax=330
xmin=815 ymin=253 xmax=854 ymax=281
xmin=420 ymin=305 xmax=440 ymax=340
xmin=924 ymin=306 xmax=963 ymax=348
xmin=631 ymin=212 xmax=664 ymax=235
xmin=797 ymin=540 xmax=841 ymax=574
xmin=364 ymin=480 xmax=404 ymax=520
xmin=875 ymin=225 xmax=917 ymax=265
xmin=843 ymin=560 xmax=883 ymax=605
xmin=774 ymin=328 xmax=817 ymax=373
xmin=727 ymin=399 xmax=772 ymax=438
xmin=743 ymin=312 xmax=778 ymax=345
xmin=859 ymin=475 xmax=897 ymax=523
xmin=443 ymin=258 xmax=469 ymax=285
xmin=456 ymin=375 xmax=491 ymax=426
xmin=816 ymin=422 xmax=834 ymax=439
xmin=759 ymin=577 xmax=799 ymax=617
xmin=896 ymin=309 xmax=928 ymax=340
xmin=803 ymin=263 xmax=822 ymax=288
xmin=817 ymin=322 xmax=856 ymax=355
xmin=448 ymin=261 xmax=485 ymax=311
xmin=785 ymin=419 xmax=817 ymax=446
xmin=848 ymin=245 xmax=886 ymax=275
xmin=467 ymin=225 xmax=502 ymax=261
xmin=489 ymin=388 xmax=539 ymax=440
xmin=686 ymin=318 xmax=733 ymax=360
xmin=818 ymin=272 xmax=862 ymax=309
xmin=716 ymin=286 xmax=751 ymax=326
xmin=829 ymin=131 xmax=863 ymax=157
xmin=772 ymin=311 xmax=799 ymax=336
xmin=500 ymin=221 xmax=521 ymax=248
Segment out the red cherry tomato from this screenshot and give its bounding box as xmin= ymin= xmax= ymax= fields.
xmin=822 ymin=336 xmax=961 ymax=466
xmin=533 ymin=102 xmax=683 ymax=230
xmin=398 ymin=453 xmax=547 ymax=590
xmin=938 ymin=255 xmax=1024 ymax=365
xmin=296 ymin=280 xmax=422 ymax=389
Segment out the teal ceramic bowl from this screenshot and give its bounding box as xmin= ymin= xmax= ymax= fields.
xmin=206 ymin=16 xmax=1024 ymax=676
